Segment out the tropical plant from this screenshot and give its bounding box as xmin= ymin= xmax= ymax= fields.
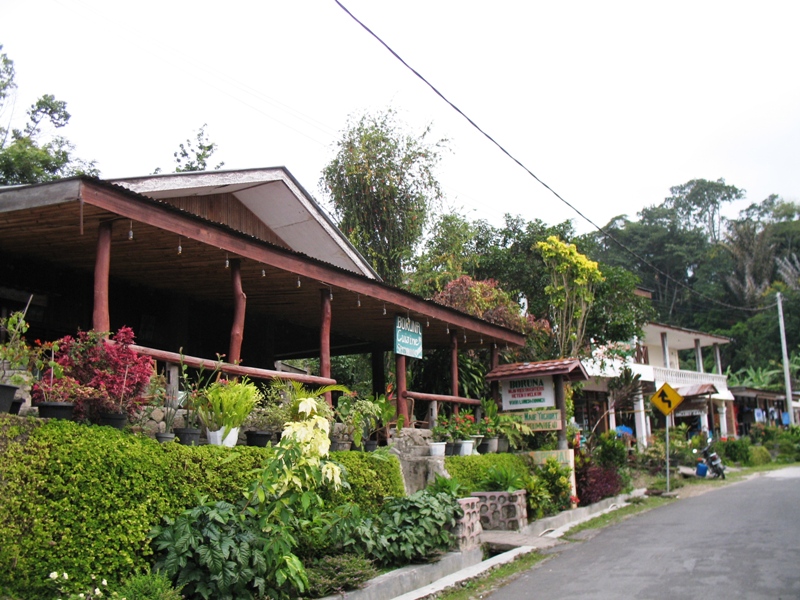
xmin=334 ymin=393 xmax=385 ymax=447
xmin=0 ymin=304 xmax=32 ymax=387
xmin=177 ymin=350 xmax=222 ymax=429
xmin=196 ymin=378 xmax=261 ymax=439
xmin=496 ymin=413 xmax=533 ymax=449
xmin=426 ymin=473 xmax=470 ymax=499
xmin=478 ymin=465 xmax=527 ymax=493
xmin=31 ymin=327 xmax=153 ymax=421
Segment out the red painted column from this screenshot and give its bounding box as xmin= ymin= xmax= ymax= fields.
xmin=228 ymin=259 xmax=246 ymax=365
xmin=92 ymin=221 xmax=112 ymax=333
xmin=395 ymin=353 xmax=408 ymax=427
xmin=320 ymin=289 xmax=332 ymax=405
xmin=491 ymin=343 xmax=500 ymax=407
xmin=451 ymin=332 xmax=459 ymax=414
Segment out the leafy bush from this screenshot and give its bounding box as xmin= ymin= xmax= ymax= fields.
xmin=116 ymin=571 xmax=183 ymax=600
xmin=717 ymin=438 xmax=751 ymax=464
xmin=0 ymin=415 xmax=270 ymax=598
xmin=321 ymin=450 xmax=405 ymax=514
xmin=575 ymin=453 xmax=622 ymax=506
xmin=444 ymin=453 xmax=530 ymax=493
xmin=426 ymin=473 xmax=470 ymax=498
xmin=593 ymin=431 xmax=628 ymax=469
xmin=749 ymin=445 xmax=772 ymax=466
xmin=529 ymin=457 xmax=573 ymax=513
xmin=304 ymin=553 xmax=378 ymax=598
xmin=478 ymin=465 xmax=526 ymax=492
xmin=524 ymin=475 xmax=552 ymax=519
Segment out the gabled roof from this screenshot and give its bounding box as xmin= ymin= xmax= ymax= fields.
xmin=486 ymin=358 xmax=589 ymax=382
xmin=111 ymin=167 xmax=379 ymax=279
xmin=643 ymin=322 xmax=730 ymax=350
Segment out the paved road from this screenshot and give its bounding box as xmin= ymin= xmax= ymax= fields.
xmin=488 ymin=467 xmax=800 ymax=600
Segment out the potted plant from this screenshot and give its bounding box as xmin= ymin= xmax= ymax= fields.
xmin=477 ymin=398 xmax=501 ymax=453
xmin=0 ymin=308 xmax=32 ymax=413
xmin=173 ymin=351 xmax=221 ymax=445
xmin=363 ymin=393 xmax=396 ymax=450
xmin=196 ymin=377 xmax=262 ymax=447
xmin=496 ymin=413 xmax=534 ymax=452
xmin=32 ymin=327 xmax=152 ymax=426
xmin=148 ymin=372 xmax=179 ymax=443
xmin=452 ymin=412 xmax=476 ymax=455
xmin=243 ymin=398 xmax=291 ymax=447
xmin=334 ymin=393 xmax=385 ymax=450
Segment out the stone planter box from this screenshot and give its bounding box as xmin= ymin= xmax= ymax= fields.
xmin=454 ymin=497 xmax=482 ymax=550
xmin=472 ymin=490 xmax=527 ymax=531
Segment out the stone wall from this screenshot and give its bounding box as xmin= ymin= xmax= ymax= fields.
xmin=454 ymin=496 xmax=482 ymax=550
xmin=472 ymin=490 xmax=527 ymax=531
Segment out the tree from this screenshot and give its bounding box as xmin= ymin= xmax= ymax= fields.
xmin=321 ymin=109 xmax=446 ymax=286
xmin=665 ymin=178 xmax=744 ymax=244
xmin=536 ymin=236 xmax=604 ymax=358
xmin=0 ymin=46 xmax=97 ymax=184
xmin=154 ymin=123 xmax=224 ymax=174
xmin=406 ymin=212 xmax=478 ymax=298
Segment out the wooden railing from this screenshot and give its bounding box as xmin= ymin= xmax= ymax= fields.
xmin=403 ymin=391 xmax=480 ymax=406
xmin=131 ymin=345 xmax=337 ymax=387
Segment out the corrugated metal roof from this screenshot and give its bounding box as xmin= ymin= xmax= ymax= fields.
xmin=486 ymin=358 xmax=589 ymax=382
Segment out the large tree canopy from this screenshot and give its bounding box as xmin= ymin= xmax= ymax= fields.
xmin=321 ymin=109 xmax=446 ymax=286
xmin=0 ymin=45 xmax=97 ymax=184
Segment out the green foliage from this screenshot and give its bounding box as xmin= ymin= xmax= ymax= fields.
xmin=716 ymin=438 xmax=752 ymax=465
xmin=593 ymin=431 xmax=628 ymax=470
xmin=321 ymin=108 xmax=445 ymax=285
xmin=477 ymin=465 xmax=526 ymax=492
xmin=116 ymin=571 xmax=183 ymax=600
xmin=426 ymin=473 xmax=470 ymax=499
xmin=0 ymin=415 xmax=269 ymax=597
xmin=444 ymin=453 xmax=530 ymax=494
xmin=371 ymin=490 xmax=462 ymax=565
xmin=171 ymin=124 xmax=224 ymax=173
xmin=304 ymin=553 xmax=378 ymax=598
xmin=524 ymin=475 xmax=552 ymax=519
xmin=152 ymin=500 xmax=286 ymax=600
xmin=0 ymin=307 xmax=32 ymax=386
xmin=748 ymin=445 xmax=772 ymax=466
xmin=196 ymin=378 xmax=261 ymax=439
xmin=527 ymin=457 xmax=574 ymax=513
xmin=321 ymin=451 xmax=405 ymax=514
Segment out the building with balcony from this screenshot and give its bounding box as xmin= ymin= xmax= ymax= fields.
xmin=578 ymin=322 xmax=734 ymax=447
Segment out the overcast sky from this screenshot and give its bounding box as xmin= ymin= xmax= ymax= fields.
xmin=2 ymin=0 xmax=798 ymax=234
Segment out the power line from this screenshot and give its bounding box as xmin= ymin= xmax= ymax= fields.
xmin=333 ymin=0 xmax=773 ymax=315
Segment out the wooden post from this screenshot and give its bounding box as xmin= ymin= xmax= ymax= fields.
xmin=451 ymin=331 xmax=459 ymax=415
xmin=92 ymin=221 xmax=112 ymax=333
xmin=555 ymin=373 xmax=568 ymax=450
xmin=396 ymin=353 xmax=408 ymax=427
xmin=228 ymin=259 xmax=246 ymax=365
xmin=491 ymin=343 xmax=500 ymax=406
xmin=372 ymin=349 xmax=385 ymax=397
xmin=320 ymin=289 xmax=332 ymax=405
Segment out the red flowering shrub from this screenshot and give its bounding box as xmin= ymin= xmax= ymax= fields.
xmin=575 ymin=452 xmax=623 ymax=507
xmin=32 ymin=327 xmax=153 ymax=422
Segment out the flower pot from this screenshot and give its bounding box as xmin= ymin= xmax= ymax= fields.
xmin=445 ymin=441 xmax=455 ymax=455
xmin=330 ymin=439 xmax=352 ymax=451
xmin=497 ymin=436 xmax=510 ymax=453
xmin=245 ymin=430 xmax=272 ymax=447
xmin=10 ymin=398 xmax=23 ymax=415
xmin=364 ymin=439 xmax=379 ymax=452
xmin=478 ymin=436 xmax=499 ymax=454
xmin=458 ymin=439 xmax=474 ymax=455
xmin=470 ymin=435 xmax=483 ymax=454
xmin=430 ymin=441 xmax=447 ymax=456
xmin=155 ymin=432 xmax=176 ymax=444
xmin=207 ymin=427 xmax=240 ymax=447
xmin=99 ymin=412 xmax=127 ymax=430
xmin=36 ymin=401 xmax=75 ymax=420
xmin=0 ymin=384 xmax=18 ymax=413
xmin=174 ymin=427 xmax=201 ymax=446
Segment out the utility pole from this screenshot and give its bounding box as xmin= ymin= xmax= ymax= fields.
xmin=777 ymin=292 xmax=795 ymax=426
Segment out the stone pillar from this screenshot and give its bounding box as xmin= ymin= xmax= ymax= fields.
xmin=661 ymin=332 xmax=671 ymax=369
xmin=634 ymin=391 xmax=648 ymax=449
xmin=719 ymin=402 xmax=728 ymax=438
xmin=694 ymin=338 xmax=704 ymax=373
xmin=608 ymin=398 xmax=617 ymax=431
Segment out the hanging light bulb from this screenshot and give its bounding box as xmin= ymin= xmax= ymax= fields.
xmin=464 ymin=333 xmax=467 ymax=343
xmin=357 ymin=295 xmax=361 ymax=307
xmin=128 ymin=221 xmax=133 ymax=240
xmin=261 ymin=269 xmax=266 ymax=277
xmin=225 ymin=253 xmax=229 ymax=269
xmin=329 ymin=288 xmax=333 ymax=301
xmin=383 ymin=304 xmax=387 ymax=315
xmin=297 ymin=276 xmax=301 ymax=288
xmin=446 ymin=325 xmax=450 ymax=334
xmin=177 ymin=237 xmax=182 ymax=255
xmin=480 ymin=338 xmax=483 ymax=345
xmin=426 ymin=319 xmax=430 ymax=327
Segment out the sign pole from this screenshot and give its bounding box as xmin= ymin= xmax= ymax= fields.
xmin=665 ymin=417 xmax=670 ymax=493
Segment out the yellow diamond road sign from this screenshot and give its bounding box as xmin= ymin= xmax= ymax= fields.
xmin=650 ymin=383 xmax=684 ymax=416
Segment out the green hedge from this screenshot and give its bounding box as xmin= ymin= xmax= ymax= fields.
xmin=444 ymin=453 xmax=530 ymax=493
xmin=0 ymin=416 xmax=407 ymax=599
xmin=322 ymin=450 xmax=406 ymax=514
xmin=749 ymin=445 xmax=772 ymax=466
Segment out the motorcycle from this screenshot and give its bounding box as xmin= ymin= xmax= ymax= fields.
xmin=693 ymin=437 xmax=725 ymax=479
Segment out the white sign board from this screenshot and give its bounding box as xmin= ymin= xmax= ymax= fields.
xmin=501 ymin=375 xmax=555 ymax=411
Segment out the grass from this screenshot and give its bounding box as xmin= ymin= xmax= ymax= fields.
xmin=562 ymin=495 xmax=674 ymax=539
xmin=434 ymin=550 xmax=548 ymax=600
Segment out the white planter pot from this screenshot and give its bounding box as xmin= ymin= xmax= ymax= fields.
xmin=458 ymin=439 xmax=474 ymax=455
xmin=207 ymin=427 xmax=240 ymax=447
xmin=430 ymin=441 xmax=447 ymax=456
